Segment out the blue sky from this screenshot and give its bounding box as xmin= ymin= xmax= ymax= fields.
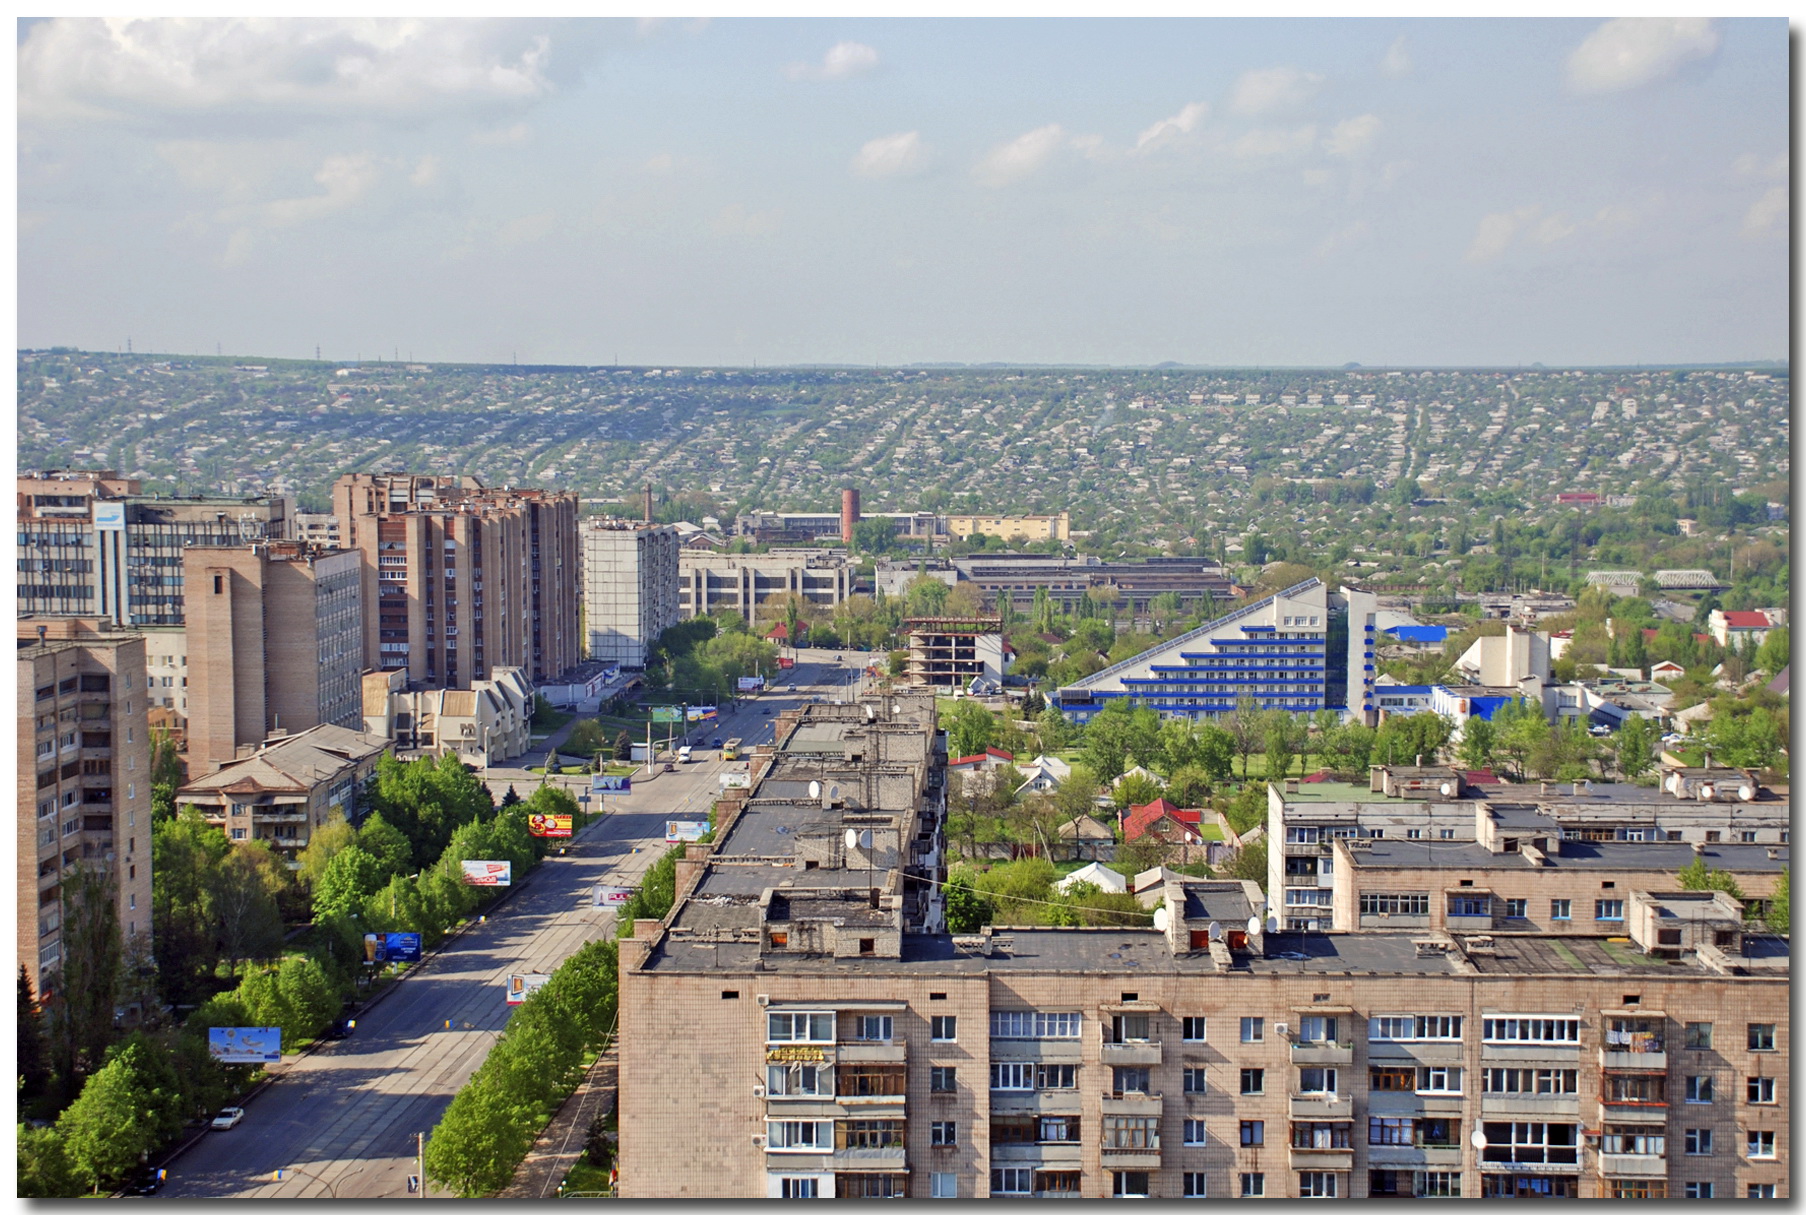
xmin=15 ymin=17 xmax=1788 ymax=366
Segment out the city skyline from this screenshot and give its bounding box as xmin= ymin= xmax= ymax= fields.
xmin=18 ymin=17 xmax=1788 ymax=369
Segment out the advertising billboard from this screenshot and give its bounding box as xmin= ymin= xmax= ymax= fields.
xmin=528 ymin=813 xmax=573 ymax=838
xmin=720 ymin=771 xmax=751 ymax=790
xmin=686 ymin=705 xmax=718 ymax=721
xmin=666 ymin=820 xmax=709 ymax=842
xmin=591 ymin=885 xmax=635 ymax=908
xmin=208 ymin=1027 xmax=282 ymax=1064
xmin=736 ymin=676 xmax=765 ymax=692
xmin=591 ymin=773 xmax=632 ymax=795
xmin=381 ymin=933 xmax=423 ymax=963
xmin=460 ymin=860 xmax=513 ymax=886
xmin=506 ymin=973 xmax=552 ymax=1005
xmin=649 ymin=706 xmax=683 ymax=723
xmin=92 ymin=501 xmax=126 ymax=533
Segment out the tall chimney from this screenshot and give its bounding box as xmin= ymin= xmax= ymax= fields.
xmin=841 ymin=486 xmax=860 ymax=544
xmin=643 ymin=483 xmax=654 ymax=523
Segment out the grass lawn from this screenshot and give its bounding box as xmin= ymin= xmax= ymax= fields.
xmin=531 ymin=705 xmax=575 ymax=732
xmin=1196 ymin=822 xmax=1224 ymax=842
xmin=560 ymin=1159 xmax=613 ymax=1196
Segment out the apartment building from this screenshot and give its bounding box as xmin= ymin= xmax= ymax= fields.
xmin=616 ymin=694 xmax=1790 ymax=1199
xmin=332 ymin=473 xmax=581 ymax=687
xmin=176 ymin=723 xmax=390 ymax=849
xmin=678 ymin=549 xmax=853 ymax=625
xmin=17 ymin=469 xmax=292 ymax=626
xmin=359 ymin=666 xmax=533 ymax=768
xmin=904 ymin=618 xmax=1007 ymax=690
xmin=16 ymin=617 xmax=152 ymax=999
xmin=183 ymin=542 xmax=364 ymax=775
xmin=583 ymin=520 xmax=681 ymax=668
xmin=1056 ymin=579 xmax=1330 ymax=725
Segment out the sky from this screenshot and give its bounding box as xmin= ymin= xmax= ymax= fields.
xmin=14 ymin=17 xmax=1790 ymax=367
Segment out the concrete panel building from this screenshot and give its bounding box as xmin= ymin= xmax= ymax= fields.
xmin=678 ymin=550 xmax=853 ymax=625
xmin=904 ymin=618 xmax=1007 ymax=689
xmin=17 ymin=617 xmax=152 ymax=1000
xmin=583 ymin=520 xmax=680 ymax=668
xmin=183 ymin=542 xmax=364 ymax=776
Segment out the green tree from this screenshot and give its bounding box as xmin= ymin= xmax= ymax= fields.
xmin=18 ymin=965 xmax=51 ymax=1106
xmin=943 ymin=866 xmax=995 ymax=933
xmin=275 ymin=954 xmax=340 ymax=1042
xmin=17 ymin=1123 xmax=82 ymax=1197
xmin=357 ymin=812 xmax=415 ymax=881
xmin=1263 ymin=711 xmax=1304 ymax=781
xmin=51 ymin=862 xmax=123 ymax=1090
xmin=296 ymin=809 xmax=356 ymax=890
xmin=213 ymin=842 xmax=286 ymax=976
xmin=1755 ymin=625 xmax=1789 ymax=675
xmin=1035 ymin=704 xmax=1072 ymax=749
xmin=1765 ymin=867 xmax=1789 ymax=935
xmin=1111 ymin=770 xmax=1164 ymax=811
xmin=1220 ymin=837 xmax=1268 ymax=886
xmin=1373 ymin=712 xmax=1453 ymax=767
xmin=56 ymin=1037 xmax=183 ymax=1193
xmin=1613 ymin=714 xmax=1656 ymax=779
xmin=312 ymin=846 xmax=387 ymax=922
xmin=1193 ymin=723 xmax=1236 ymax=783
xmin=944 ymin=698 xmax=1000 ymax=760
xmin=613 ymin=729 xmax=634 ymax=761
xmin=1164 ymin=765 xmax=1215 ymax=810
xmin=1457 ymin=718 xmax=1497 ymax=772
xmin=1224 ymin=697 xmax=1263 ymax=778
xmin=424 ymin=1078 xmax=537 ymax=1197
xmin=1677 ymin=855 xmax=1746 ymax=901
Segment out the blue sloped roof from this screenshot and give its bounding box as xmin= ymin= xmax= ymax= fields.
xmin=1385 ymin=625 xmax=1447 ymax=644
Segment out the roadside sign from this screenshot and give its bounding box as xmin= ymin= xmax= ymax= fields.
xmin=377 ymin=932 xmax=422 ymax=963
xmin=650 ymin=706 xmax=683 ymax=723
xmin=592 ymin=774 xmax=632 ymax=795
xmin=460 ymin=860 xmax=512 ymax=886
xmin=506 ymin=973 xmax=552 ymax=1005
xmin=208 ymin=1027 xmax=282 ymax=1063
xmin=666 ymin=820 xmax=708 ymax=842
xmin=591 ymin=885 xmax=635 ymax=908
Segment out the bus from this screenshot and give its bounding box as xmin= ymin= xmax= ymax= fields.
xmin=722 ymin=738 xmax=743 ymax=761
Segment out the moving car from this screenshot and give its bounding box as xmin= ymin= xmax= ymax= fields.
xmin=125 ymin=1169 xmax=166 ymax=1195
xmin=322 ymin=1016 xmax=356 ymax=1040
xmin=211 ymin=1107 xmax=246 ymax=1132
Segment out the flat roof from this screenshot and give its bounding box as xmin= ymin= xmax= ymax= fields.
xmin=1349 ymin=838 xmax=1790 ymax=873
xmin=1463 ymin=934 xmax=1788 ymax=978
xmin=1276 ymin=782 xmax=1399 ymax=804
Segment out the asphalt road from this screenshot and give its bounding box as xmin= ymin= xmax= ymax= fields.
xmin=156 ymin=655 xmax=859 ymax=1200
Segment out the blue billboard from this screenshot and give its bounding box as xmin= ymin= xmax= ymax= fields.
xmin=378 ymin=933 xmax=423 ymax=963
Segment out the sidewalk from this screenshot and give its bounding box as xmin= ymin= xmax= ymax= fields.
xmin=497 ymin=1042 xmax=618 ymax=1199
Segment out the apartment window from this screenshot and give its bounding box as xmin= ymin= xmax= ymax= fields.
xmin=991 ymin=1063 xmax=1033 ymax=1091
xmin=930 ymin=1015 xmax=957 ymax=1042
xmin=767 ymin=1011 xmax=835 ymax=1043
xmin=1297 ymin=1015 xmax=1337 ymax=1044
xmin=1112 ymin=1066 xmax=1151 ymax=1095
xmin=1184 ymin=1119 xmax=1208 ymax=1146
xmin=1685 ymin=1128 xmax=1713 ymax=1155
xmin=1181 ymin=1016 xmax=1207 ymax=1042
xmin=1685 ymin=1022 xmax=1714 ymax=1049
xmin=1241 ymin=1017 xmax=1264 ymax=1043
xmin=990 ymin=1011 xmax=1081 ymax=1039
xmin=1370 ymin=1066 xmax=1416 ymax=1092
xmin=1748 ymin=1184 xmax=1776 ymax=1199
xmin=1406 ymin=829 xmax=1421 ymax=839
xmin=1038 ymin=1116 xmax=1080 ymax=1143
xmin=1418 ymin=1172 xmax=1460 ymax=1198
xmin=1182 ymin=1067 xmax=1209 ymax=1094
xmin=1439 ymin=829 xmax=1455 ymax=840
xmin=778 ymin=1177 xmax=817 ymax=1198
xmin=1102 ymin=1117 xmax=1160 ymax=1150
xmin=991 ymin=1168 xmax=1032 ymax=1196
xmin=930 ymin=1122 xmax=957 ymax=1147
xmin=1034 ymin=1173 xmax=1079 ymax=1198
xmin=1035 ymin=1064 xmax=1077 ymax=1089
xmin=1417 ymin=1066 xmax=1462 ymax=1094
xmin=1240 ymin=1120 xmax=1264 ymax=1147
xmin=1481 ymin=1017 xmax=1579 ymax=1044
xmin=765 ymin=1119 xmax=831 ymax=1150
xmin=1481 ymin=1067 xmax=1577 ymax=1094
xmin=1111 ymin=1172 xmax=1150 ymax=1199
xmin=930 ymin=1173 xmax=956 ymax=1199
xmin=1601 ymin=1126 xmax=1665 ymax=1156
xmin=852 ymin=1015 xmax=893 ymax=1042
xmin=1503 ymin=898 xmax=1527 ymax=918
xmin=1747 ymin=1131 xmax=1776 ymax=1159
xmin=1370 ymin=1117 xmax=1412 ymax=1146
xmin=1183 ymin=1173 xmax=1208 ymax=1198
xmin=1297 ymin=1067 xmax=1337 ymax=1095
xmin=930 ymin=1066 xmax=956 ymax=1093
xmin=1240 ymin=1173 xmax=1265 ymax=1198
xmin=1596 ymin=899 xmax=1625 ymax=921
xmin=230 ymin=828 xmax=247 ymax=840
xmin=1293 ymin=1122 xmax=1350 ymax=1150
xmin=1448 ymin=894 xmax=1489 ymax=917
xmin=1685 ymin=1076 xmax=1714 ymax=1103
xmin=1748 ymin=1024 xmax=1776 ymax=1051
xmin=1479 ymin=1121 xmax=1579 ymax=1165
xmin=1747 ymin=1077 xmax=1776 ymax=1104
xmin=1240 ymin=1068 xmax=1265 ymax=1095
xmin=1684 ymin=1182 xmax=1715 ymax=1199
xmin=1298 ymin=1172 xmax=1339 ymax=1198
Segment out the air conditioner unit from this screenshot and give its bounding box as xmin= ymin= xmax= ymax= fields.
xmin=753 ymin=1084 xmax=766 ymax=1098
xmin=1274 ymin=1023 xmax=1289 ymax=1037
xmin=751 ymin=1134 xmax=767 ymax=1147
xmin=756 ymin=993 xmax=770 ymax=1006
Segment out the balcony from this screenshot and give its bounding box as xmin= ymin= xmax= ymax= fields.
xmin=1101 ymin=1039 xmax=1162 ymax=1066
xmin=1597 ymin=1153 xmax=1667 ymax=1178
xmin=1598 ymin=1047 xmax=1666 ymax=1070
xmin=1289 ymin=1094 xmax=1352 ymax=1119
xmin=1099 ymin=1146 xmax=1162 ymax=1170
xmin=1100 ymin=1093 xmax=1163 ymax=1117
xmin=837 ymin=1041 xmax=906 ymax=1064
xmin=1446 ymin=913 xmax=1494 ymax=932
xmin=992 ymin=1141 xmax=1083 ymax=1167
xmin=1365 ymin=1142 xmax=1464 ymax=1168
xmin=828 ymin=1146 xmax=907 ymax=1169
xmin=1597 ymin=1100 xmax=1667 ymax=1124
xmin=1287 ymin=1147 xmax=1355 ymax=1171
xmin=1481 ymin=1093 xmax=1581 ymax=1117
xmin=1289 ymin=1040 xmax=1353 ymax=1066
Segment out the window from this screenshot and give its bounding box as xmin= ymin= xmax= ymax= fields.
xmin=930 ymin=1121 xmax=957 ymax=1147
xmin=1748 ymin=1023 xmax=1776 ymax=1051
xmin=990 ymin=1011 xmax=1081 ymax=1039
xmin=1240 ymin=1120 xmax=1264 ymax=1147
xmin=990 ymin=1063 xmax=1033 ymax=1091
xmin=930 ymin=1173 xmax=956 ymax=1199
xmin=1747 ymin=1077 xmax=1776 ymax=1104
xmin=1601 ymin=1126 xmax=1665 ymax=1156
xmin=1685 ymin=1076 xmax=1714 ymax=1103
xmin=1298 ymin=1067 xmax=1337 ymax=1094
xmin=1596 ymin=899 xmax=1625 ymax=921
xmin=839 ymin=1119 xmax=904 ymax=1148
xmin=1479 ymin=1122 xmax=1579 ymax=1165
xmin=1370 ymin=1117 xmax=1412 ymax=1146
xmin=1293 ymin=1122 xmax=1350 ymax=1149
xmin=1240 ymin=1068 xmax=1265 ymax=1095
xmin=1184 ymin=1119 xmax=1208 ymax=1146
xmin=1296 ymin=1016 xmax=1337 ymax=1044
xmin=778 ymin=1177 xmax=818 ymax=1198
xmin=1183 ymin=1173 xmax=1208 ymax=1198
xmin=1748 ymin=1184 xmax=1777 ymax=1199
xmin=767 ymin=1011 xmax=835 ymax=1043
xmin=930 ymin=1065 xmax=957 ymax=1093
xmin=1448 ymin=894 xmax=1489 ymax=917
xmin=230 ymin=828 xmax=247 ymax=840
xmin=1417 ymin=1172 xmax=1460 ymax=1198
xmin=1603 ymin=1073 xmax=1666 ymax=1105
xmin=1417 ymin=1066 xmax=1462 ymax=1094
xmin=1111 ymin=1172 xmax=1150 ymax=1199
xmin=1747 ymin=1131 xmax=1776 ymax=1159
xmin=1035 ymin=1064 xmax=1077 ymax=1089
xmin=1102 ymin=1117 xmax=1160 ymax=1150
xmin=1183 ymin=1067 xmax=1208 ymax=1093
xmin=1038 ymin=1116 xmax=1080 ymax=1143
xmin=1685 ymin=1128 xmax=1713 ymax=1155
xmin=839 ymin=1175 xmax=903 ymax=1198
xmin=1034 ymin=1173 xmax=1079 ymax=1198
xmin=1360 ymin=893 xmax=1430 ymax=917
xmin=1181 ymin=1016 xmax=1207 ymax=1041
xmin=1504 ymin=898 xmax=1527 ymax=918
xmin=1241 ymin=1017 xmax=1264 ymax=1043
xmin=1480 ymin=1065 xmax=1578 ymax=1094
xmin=1439 ymin=829 xmax=1455 ymax=840
xmin=852 ymin=1015 xmax=893 ymax=1042
xmin=930 ymin=1015 xmax=956 ymax=1041
xmin=1298 ymin=1172 xmax=1339 ymax=1198
xmin=991 ymin=1168 xmax=1031 ymax=1196
xmin=765 ymin=1119 xmax=831 ymax=1150
xmin=766 ymin=1064 xmax=823 ymax=1097
xmin=1239 ymin=1174 xmax=1264 ymax=1198
xmin=1481 ymin=1017 xmax=1579 ymax=1044
xmin=1370 ymin=1066 xmax=1416 ymax=1092
xmin=1684 ymin=1182 xmax=1715 ymax=1199
xmin=1111 ymin=1066 xmax=1151 ymax=1095
xmin=1685 ymin=1022 xmax=1714 ymax=1049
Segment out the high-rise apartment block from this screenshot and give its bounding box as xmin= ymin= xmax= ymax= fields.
xmin=17 ymin=469 xmax=293 ymax=626
xmin=183 ymin=541 xmax=364 ymax=776
xmin=332 ymin=473 xmax=580 ymax=688
xmin=17 ymin=618 xmax=152 ymax=1000
xmin=582 ymin=520 xmax=680 ymax=668
xmin=617 ymin=690 xmax=1789 ymax=1200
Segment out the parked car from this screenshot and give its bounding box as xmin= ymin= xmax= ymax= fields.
xmin=211 ymin=1107 xmax=246 ymax=1132
xmin=663 ymin=762 xmax=676 ymax=773
xmin=322 ymin=1017 xmax=356 ymax=1040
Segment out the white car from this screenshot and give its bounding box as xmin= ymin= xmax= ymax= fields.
xmin=211 ymin=1107 xmax=245 ymax=1132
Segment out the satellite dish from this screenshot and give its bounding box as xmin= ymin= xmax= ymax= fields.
xmin=1439 ymin=782 xmax=1453 ymax=797
xmin=828 ymin=784 xmax=842 ymax=803
xmin=1739 ymin=784 xmax=1755 ymax=801
xmin=1470 ymin=1126 xmax=1487 ymax=1150
xmin=808 ymin=781 xmax=821 ymax=799
xmin=1208 ymin=921 xmax=1222 ymax=941
xmin=845 ymin=829 xmax=859 ymax=850
xmin=1152 ymin=907 xmax=1170 ymax=931
xmin=1267 ymin=916 xmax=1281 ymax=934
xmin=1699 ymin=783 xmax=1714 ymax=801
xmin=1247 ymin=916 xmax=1261 ymax=937
xmin=860 ymin=829 xmax=872 ymax=848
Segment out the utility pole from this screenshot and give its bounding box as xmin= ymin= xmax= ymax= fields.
xmin=415 ymin=1130 xmax=425 ymax=1196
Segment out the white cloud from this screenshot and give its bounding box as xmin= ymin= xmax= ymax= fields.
xmin=264 ymin=153 xmax=380 ymax=227
xmin=852 ymin=131 xmax=926 ymax=179
xmin=1743 ymin=186 xmax=1786 ymax=236
xmin=1134 ymin=101 xmax=1208 ymax=152
xmin=1531 ymin=213 xmax=1576 ymax=245
xmin=974 ymin=123 xmax=1070 ymax=188
xmin=1232 ymin=124 xmax=1317 ymax=161
xmin=1565 ymin=18 xmax=1720 ymax=95
xmin=1317 ymin=219 xmax=1371 ymax=258
xmin=1464 ymin=205 xmax=1539 ymax=264
xmin=1592 ymin=204 xmax=1637 ymax=230
xmin=409 ymin=156 xmax=440 ymax=187
xmin=784 ymin=40 xmax=878 ymax=82
xmin=1733 ymin=151 xmax=1787 ymax=181
xmin=20 ymin=18 xmax=561 ymax=125
xmin=1229 ymin=66 xmax=1323 ymax=117
xmin=1322 ymin=114 xmax=1381 ymax=159
xmin=1380 ymin=36 xmax=1411 ymax=79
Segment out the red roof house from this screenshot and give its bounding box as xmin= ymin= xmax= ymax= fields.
xmin=1122 ymin=798 xmax=1204 ymax=844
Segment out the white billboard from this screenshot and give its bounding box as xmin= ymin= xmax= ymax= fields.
xmin=505 ymin=973 xmax=552 ymax=1005
xmin=665 ymin=820 xmax=708 ymax=842
xmin=460 ymin=860 xmax=513 ymax=886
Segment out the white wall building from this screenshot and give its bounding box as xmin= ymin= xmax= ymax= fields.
xmin=582 ymin=521 xmax=680 ymax=668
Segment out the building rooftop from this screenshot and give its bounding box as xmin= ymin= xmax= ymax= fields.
xmin=1461 ymin=933 xmax=1789 ymax=979
xmin=1347 ymin=837 xmax=1790 ymax=873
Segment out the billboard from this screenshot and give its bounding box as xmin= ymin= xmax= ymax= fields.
xmin=208 ymin=1027 xmax=282 ymax=1064
xmin=528 ymin=813 xmax=573 ymax=838
xmin=591 ymin=885 xmax=635 ymax=908
xmin=650 ymin=706 xmax=683 ymax=723
xmin=92 ymin=501 xmax=126 ymax=533
xmin=591 ymin=774 xmax=632 ymax=795
xmin=461 ymin=860 xmax=513 ymax=886
xmin=736 ymin=676 xmax=765 ymax=692
xmin=720 ymin=771 xmax=751 ymax=790
xmin=381 ymin=933 xmax=423 ymax=963
xmin=686 ymin=705 xmax=718 ymax=721
xmin=506 ymin=973 xmax=552 ymax=1005
xmin=666 ymin=820 xmax=708 ymax=842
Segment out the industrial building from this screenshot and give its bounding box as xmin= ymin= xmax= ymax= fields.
xmin=678 ymin=549 xmax=854 ymax=624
